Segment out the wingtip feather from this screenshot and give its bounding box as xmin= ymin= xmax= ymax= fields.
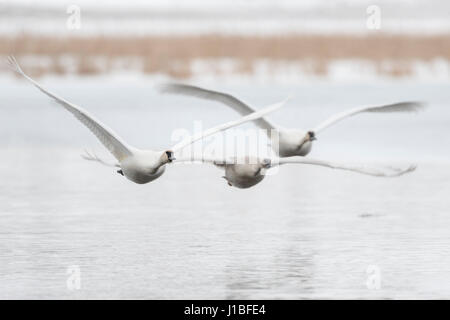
xmin=399 ymin=101 xmax=426 ymax=112
xmin=156 ymin=82 xmax=189 ymax=95
xmin=6 ymin=55 xmax=24 ymax=75
xmin=155 ymin=83 xmax=171 ymax=94
xmin=386 ymin=163 xmax=417 ymax=177
xmin=370 ymin=101 xmax=427 ymax=113
xmin=264 ymin=95 xmax=291 ymax=113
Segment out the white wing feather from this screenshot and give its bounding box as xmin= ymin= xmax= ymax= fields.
xmin=171 ymin=98 xmax=287 ymax=152
xmin=278 ymin=156 xmax=417 ymax=177
xmin=81 ymin=150 xmax=120 ymax=167
xmin=313 ymin=101 xmax=425 ymax=134
xmin=159 ymin=83 xmax=278 ymax=131
xmin=7 ymin=56 xmax=134 ymax=161
xmin=176 ymin=154 xmax=416 ymax=177
xmin=174 ymin=155 xmax=229 ymax=166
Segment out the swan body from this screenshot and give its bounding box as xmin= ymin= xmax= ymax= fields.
xmin=278 ymin=129 xmax=312 ymax=157
xmin=220 ymin=157 xmax=266 ymax=188
xmin=120 ymin=150 xmax=168 ymax=184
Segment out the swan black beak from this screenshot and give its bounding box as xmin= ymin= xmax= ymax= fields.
xmin=308 ymin=131 xmax=317 ymax=141
xmin=166 ymin=151 xmax=176 ymax=162
xmin=117 ymin=169 xmax=124 ymax=176
xmin=261 ymin=158 xmax=272 ymax=169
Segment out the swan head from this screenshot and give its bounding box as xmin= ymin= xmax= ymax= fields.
xmin=161 ymin=150 xmax=176 ymax=164
xmin=307 ymin=131 xmax=317 ymax=141
xmin=295 ymin=131 xmax=316 ymax=156
xmin=298 ymin=131 xmax=316 ymax=147
xmin=260 ymin=158 xmax=272 ymax=169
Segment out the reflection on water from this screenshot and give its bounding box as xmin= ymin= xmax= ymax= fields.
xmin=1 ymin=153 xmax=449 ymax=299
xmin=0 ymin=78 xmax=449 ymax=299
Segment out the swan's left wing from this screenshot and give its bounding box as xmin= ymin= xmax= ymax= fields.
xmin=7 ymin=56 xmax=134 ymax=161
xmin=171 ymin=98 xmax=288 ymax=152
xmin=278 ymin=157 xmax=416 ymax=177
xmin=158 ymin=83 xmax=279 ymax=131
xmin=313 ymin=101 xmax=425 ymax=134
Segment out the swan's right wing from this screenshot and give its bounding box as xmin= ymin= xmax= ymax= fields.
xmin=159 ymin=83 xmax=277 ymax=131
xmin=7 ymin=56 xmax=134 ymax=161
xmin=313 ymin=101 xmax=425 ymax=134
xmin=171 ymin=98 xmax=287 ymax=152
xmin=278 ymin=156 xmax=417 ymax=177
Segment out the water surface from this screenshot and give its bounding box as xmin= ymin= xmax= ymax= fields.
xmin=0 ymin=77 xmax=449 ymax=299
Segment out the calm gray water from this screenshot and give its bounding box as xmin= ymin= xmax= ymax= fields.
xmin=0 ymin=75 xmax=449 ymax=299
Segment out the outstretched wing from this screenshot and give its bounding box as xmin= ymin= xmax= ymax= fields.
xmin=313 ymin=101 xmax=425 ymax=134
xmin=171 ymin=98 xmax=287 ymax=152
xmin=7 ymin=56 xmax=134 ymax=161
xmin=174 ymin=155 xmax=231 ymax=167
xmin=278 ymin=156 xmax=417 ymax=177
xmin=158 ymin=83 xmax=278 ymax=131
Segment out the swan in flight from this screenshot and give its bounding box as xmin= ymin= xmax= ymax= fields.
xmin=159 ymin=83 xmax=425 ymax=157
xmin=176 ymin=156 xmax=416 ymax=189
xmin=7 ymin=56 xmax=286 ymax=184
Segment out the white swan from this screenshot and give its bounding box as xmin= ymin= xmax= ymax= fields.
xmin=176 ymin=156 xmax=416 ymax=189
xmin=159 ymin=83 xmax=425 ymax=157
xmin=7 ymin=56 xmax=286 ymax=184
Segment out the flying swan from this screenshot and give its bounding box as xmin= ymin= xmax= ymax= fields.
xmin=158 ymin=83 xmax=425 ymax=157
xmin=176 ymin=156 xmax=417 ymax=189
xmin=7 ymin=56 xmax=287 ymax=184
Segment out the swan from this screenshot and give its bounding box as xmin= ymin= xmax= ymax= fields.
xmin=7 ymin=56 xmax=286 ymax=184
xmin=158 ymin=83 xmax=425 ymax=157
xmin=176 ymin=155 xmax=417 ymax=189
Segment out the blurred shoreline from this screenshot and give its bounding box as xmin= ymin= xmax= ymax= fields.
xmin=2 ymin=34 xmax=450 ymax=80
